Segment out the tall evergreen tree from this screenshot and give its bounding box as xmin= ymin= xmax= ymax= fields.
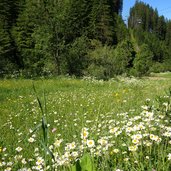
xmin=109 ymin=0 xmax=123 ymax=14
xmin=89 ymin=0 xmax=115 ymax=44
xmin=156 ymin=16 xmax=166 ymax=40
xmin=64 ymin=0 xmax=92 ymax=43
xmin=166 ymin=20 xmax=171 ymax=47
xmin=12 ymin=0 xmax=38 ymax=75
xmin=13 ymin=0 xmax=69 ymax=76
xmin=0 ymin=0 xmax=21 ymax=74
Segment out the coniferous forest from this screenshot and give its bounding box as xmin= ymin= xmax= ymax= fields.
xmin=0 ymin=0 xmax=171 ymax=79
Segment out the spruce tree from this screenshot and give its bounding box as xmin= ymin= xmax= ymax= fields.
xmin=0 ymin=0 xmax=20 ymax=74
xmin=89 ymin=0 xmax=115 ymax=44
xmin=166 ymin=20 xmax=171 ymax=47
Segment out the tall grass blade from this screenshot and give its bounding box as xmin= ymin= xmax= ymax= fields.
xmin=40 ymin=140 xmax=55 ymax=160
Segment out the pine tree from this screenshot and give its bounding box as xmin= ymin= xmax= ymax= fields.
xmin=0 ymin=0 xmax=20 ymax=74
xmin=12 ymin=0 xmax=38 ymax=75
xmin=89 ymin=0 xmax=115 ymax=44
xmin=13 ymin=0 xmax=69 ymax=76
xmin=156 ymin=16 xmax=166 ymax=40
xmin=151 ymin=8 xmax=158 ymax=33
xmin=109 ymin=0 xmax=123 ymax=14
xmin=166 ymin=20 xmax=171 ymax=47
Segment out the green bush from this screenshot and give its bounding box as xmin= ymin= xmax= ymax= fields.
xmin=86 ymin=40 xmax=136 ymax=79
xmin=66 ymin=36 xmax=90 ymax=76
xmin=113 ymin=40 xmax=135 ymax=75
xmin=133 ymin=44 xmax=153 ymax=76
xmin=149 ymin=62 xmax=166 ymax=73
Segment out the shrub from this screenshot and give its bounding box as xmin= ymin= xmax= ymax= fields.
xmin=133 ymin=44 xmax=153 ymax=76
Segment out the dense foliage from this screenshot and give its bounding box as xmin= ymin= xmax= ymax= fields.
xmin=0 ymin=0 xmax=171 ymax=78
xmin=128 ymin=1 xmax=171 ymax=75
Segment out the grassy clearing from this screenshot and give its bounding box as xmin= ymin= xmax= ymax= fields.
xmin=0 ymin=74 xmax=171 ymax=171
xmin=150 ymin=72 xmax=171 ymax=79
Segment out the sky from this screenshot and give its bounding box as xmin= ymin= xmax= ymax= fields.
xmin=122 ymin=0 xmax=171 ymax=21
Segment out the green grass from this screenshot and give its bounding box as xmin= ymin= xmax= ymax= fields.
xmin=150 ymin=72 xmax=171 ymax=78
xmin=0 ymin=74 xmax=171 ymax=170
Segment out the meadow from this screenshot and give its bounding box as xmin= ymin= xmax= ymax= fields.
xmin=0 ymin=73 xmax=171 ymax=171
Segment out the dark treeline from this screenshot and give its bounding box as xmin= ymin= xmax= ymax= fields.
xmin=0 ymin=0 xmax=171 ymax=78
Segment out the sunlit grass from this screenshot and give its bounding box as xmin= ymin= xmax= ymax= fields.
xmin=0 ymin=74 xmax=171 ymax=170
